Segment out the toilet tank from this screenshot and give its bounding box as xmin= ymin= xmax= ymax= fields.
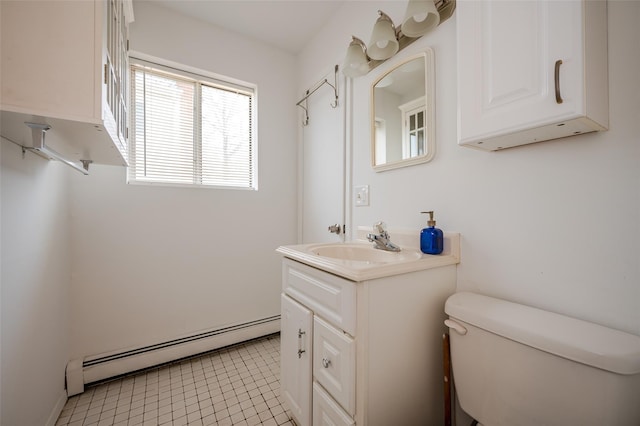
xmin=445 ymin=292 xmax=640 ymax=426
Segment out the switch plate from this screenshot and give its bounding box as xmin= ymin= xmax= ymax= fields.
xmin=354 ymin=185 xmax=369 ymax=207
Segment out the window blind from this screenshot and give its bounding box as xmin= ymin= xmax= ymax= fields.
xmin=129 ymin=62 xmax=256 ymax=189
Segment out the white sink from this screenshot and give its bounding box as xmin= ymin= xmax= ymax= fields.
xmin=276 ymin=231 xmax=460 ymax=281
xmin=307 ymin=243 xmax=421 ymax=264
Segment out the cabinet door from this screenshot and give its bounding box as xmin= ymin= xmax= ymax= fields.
xmin=102 ymin=0 xmax=129 ymax=156
xmin=0 ymin=1 xmax=96 ymax=119
xmin=313 ymin=316 xmax=356 ymax=416
xmin=457 ymin=0 xmax=606 ymax=150
xmin=281 ymin=294 xmax=313 ymax=426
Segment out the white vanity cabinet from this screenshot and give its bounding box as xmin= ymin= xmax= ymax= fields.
xmin=280 ymin=257 xmax=456 ymax=425
xmin=457 ymin=0 xmax=608 ymax=151
xmin=0 ymin=0 xmax=133 ymax=166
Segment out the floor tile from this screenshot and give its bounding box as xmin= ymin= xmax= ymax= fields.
xmin=56 ymin=335 xmax=292 ymax=426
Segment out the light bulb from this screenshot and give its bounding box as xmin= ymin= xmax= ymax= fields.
xmin=413 ymin=12 xmax=428 ymax=23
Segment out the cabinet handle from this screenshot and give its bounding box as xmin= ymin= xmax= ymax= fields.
xmin=322 ymin=358 xmax=331 ymax=368
xmin=554 ymin=59 xmax=563 ymax=104
xmin=297 ymin=329 xmax=306 ymax=359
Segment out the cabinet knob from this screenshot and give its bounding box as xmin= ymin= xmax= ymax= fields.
xmin=322 ymin=358 xmax=331 ymax=368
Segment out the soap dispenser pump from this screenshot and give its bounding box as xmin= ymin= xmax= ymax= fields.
xmin=420 ymin=211 xmax=443 ymax=255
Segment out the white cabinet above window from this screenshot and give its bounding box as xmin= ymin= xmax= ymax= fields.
xmin=457 ymin=0 xmax=608 ymax=151
xmin=0 ymin=0 xmax=133 ymax=167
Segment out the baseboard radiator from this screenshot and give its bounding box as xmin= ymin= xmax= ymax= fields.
xmin=66 ymin=315 xmax=280 ymax=396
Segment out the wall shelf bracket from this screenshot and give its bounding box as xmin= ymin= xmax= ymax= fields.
xmin=24 ymin=122 xmax=90 ymax=175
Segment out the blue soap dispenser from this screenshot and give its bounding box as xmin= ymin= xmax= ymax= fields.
xmin=420 ymin=211 xmax=443 ymax=255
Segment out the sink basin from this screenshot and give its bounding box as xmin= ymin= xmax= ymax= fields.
xmin=308 ymin=243 xmax=421 ymax=264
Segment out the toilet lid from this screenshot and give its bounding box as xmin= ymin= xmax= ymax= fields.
xmin=445 ymin=292 xmax=640 ymax=375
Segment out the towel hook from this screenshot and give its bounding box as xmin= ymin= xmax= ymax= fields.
xmin=296 ymin=64 xmax=339 ymax=126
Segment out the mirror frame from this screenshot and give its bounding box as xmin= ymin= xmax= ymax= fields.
xmin=370 ymin=49 xmax=435 ymax=172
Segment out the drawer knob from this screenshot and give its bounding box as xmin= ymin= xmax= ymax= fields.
xmin=322 ymin=358 xmax=332 ymax=368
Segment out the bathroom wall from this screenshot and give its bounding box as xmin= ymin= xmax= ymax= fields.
xmin=299 ymin=1 xmax=640 ymax=335
xmin=1 ymin=139 xmax=71 ymax=425
xmin=67 ymin=2 xmax=298 ymax=359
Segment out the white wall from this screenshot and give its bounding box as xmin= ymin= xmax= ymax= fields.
xmin=68 ymin=2 xmax=298 ymax=359
xmin=300 ymin=0 xmax=640 ymax=336
xmin=1 ymin=139 xmax=70 ymax=425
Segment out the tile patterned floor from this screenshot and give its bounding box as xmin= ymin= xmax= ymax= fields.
xmin=55 ymin=334 xmax=294 ymax=426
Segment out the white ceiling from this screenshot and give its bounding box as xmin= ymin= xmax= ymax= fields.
xmin=150 ymin=0 xmax=347 ymax=54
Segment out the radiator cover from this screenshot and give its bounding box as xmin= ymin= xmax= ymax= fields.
xmin=66 ymin=316 xmax=280 ymax=396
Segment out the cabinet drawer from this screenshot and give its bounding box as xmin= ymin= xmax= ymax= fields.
xmin=313 ymin=316 xmax=356 ymax=416
xmin=282 ymin=259 xmax=356 ymax=335
xmin=313 ymin=382 xmax=355 ymax=426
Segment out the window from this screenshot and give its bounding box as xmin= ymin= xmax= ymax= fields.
xmin=129 ymin=60 xmax=256 ymax=189
xmin=399 ymin=96 xmax=426 ymax=159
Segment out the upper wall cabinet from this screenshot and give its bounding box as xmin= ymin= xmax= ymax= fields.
xmin=0 ymin=0 xmax=133 ymax=166
xmin=457 ymin=0 xmax=608 ymax=151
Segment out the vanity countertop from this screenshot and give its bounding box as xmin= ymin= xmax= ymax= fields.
xmin=276 ymin=231 xmax=460 ymax=282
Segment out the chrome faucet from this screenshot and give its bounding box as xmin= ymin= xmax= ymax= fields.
xmin=367 ymin=221 xmax=401 ymax=252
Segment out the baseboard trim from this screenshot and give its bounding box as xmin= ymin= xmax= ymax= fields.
xmin=45 ymin=389 xmax=68 ymax=426
xmin=67 ymin=316 xmax=280 ymax=396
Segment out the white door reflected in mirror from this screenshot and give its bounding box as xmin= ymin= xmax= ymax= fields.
xmin=371 ymin=50 xmax=435 ymax=172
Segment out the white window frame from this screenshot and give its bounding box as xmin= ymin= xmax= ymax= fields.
xmin=398 ymin=96 xmax=426 ymax=159
xmin=128 ymin=55 xmax=258 ymax=190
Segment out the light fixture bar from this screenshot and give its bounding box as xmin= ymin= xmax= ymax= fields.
xmin=342 ymin=0 xmax=455 ymax=77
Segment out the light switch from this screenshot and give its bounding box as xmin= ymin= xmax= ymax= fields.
xmin=354 ymin=185 xmax=369 ymax=207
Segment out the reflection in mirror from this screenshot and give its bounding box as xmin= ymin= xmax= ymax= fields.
xmin=371 ymin=50 xmax=434 ymax=171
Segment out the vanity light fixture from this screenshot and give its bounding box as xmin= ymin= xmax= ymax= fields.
xmin=401 ymin=0 xmax=441 ymax=37
xmin=342 ymin=0 xmax=455 ymax=78
xmin=342 ymin=36 xmax=370 ymax=78
xmin=367 ymin=10 xmax=399 ymax=60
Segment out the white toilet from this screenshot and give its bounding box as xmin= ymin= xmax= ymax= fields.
xmin=445 ymin=292 xmax=640 ymax=426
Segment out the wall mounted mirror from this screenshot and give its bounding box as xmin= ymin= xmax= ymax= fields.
xmin=371 ymin=49 xmax=435 ymax=172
